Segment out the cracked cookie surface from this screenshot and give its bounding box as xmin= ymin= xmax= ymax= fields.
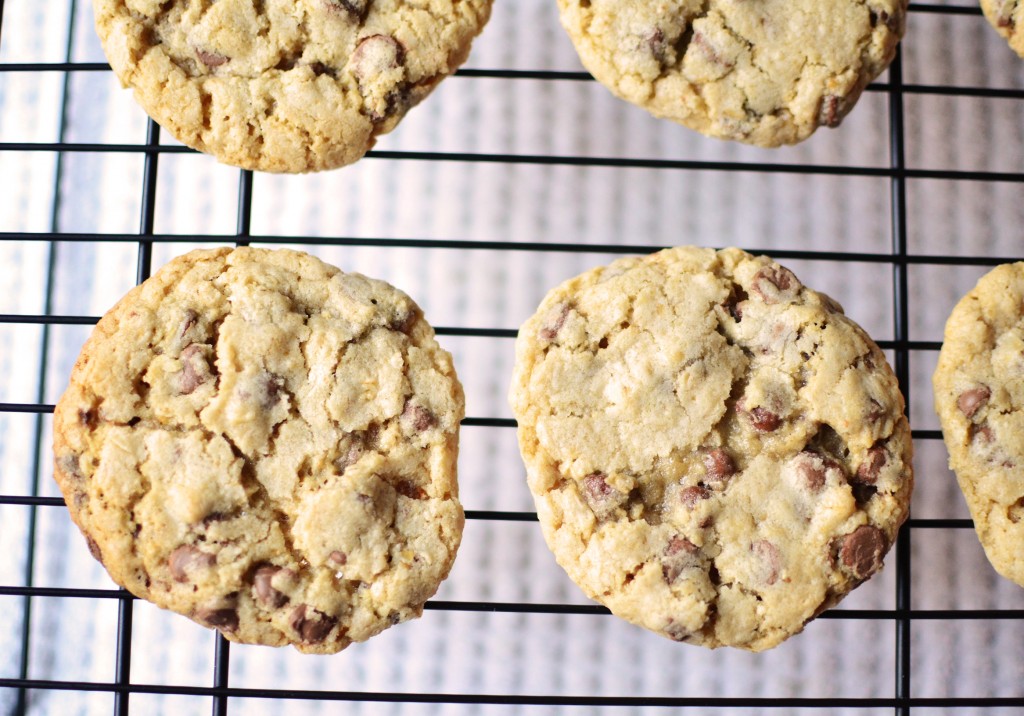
xmin=556 ymin=0 xmax=905 ymax=147
xmin=509 ymin=246 xmax=912 ymax=651
xmin=93 ymin=0 xmax=492 ymax=172
xmin=53 ymin=247 xmax=465 ymax=653
xmin=934 ymin=263 xmax=1024 ymax=587
xmin=980 ymin=0 xmax=1024 ymax=57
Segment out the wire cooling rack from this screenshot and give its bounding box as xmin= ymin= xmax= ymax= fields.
xmin=2 ymin=0 xmax=1024 ymax=714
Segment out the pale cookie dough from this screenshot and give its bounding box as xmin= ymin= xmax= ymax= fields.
xmin=93 ymin=0 xmax=492 ymax=172
xmin=981 ymin=0 xmax=1024 ymax=58
xmin=509 ymin=247 xmax=913 ymax=651
xmin=53 ymin=247 xmax=464 ymax=654
xmin=556 ymin=0 xmax=906 ymax=147
xmin=934 ymin=263 xmax=1024 ymax=587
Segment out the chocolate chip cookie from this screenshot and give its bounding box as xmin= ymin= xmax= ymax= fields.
xmin=93 ymin=0 xmax=492 ymax=172
xmin=934 ymin=262 xmax=1024 ymax=587
xmin=981 ymin=0 xmax=1024 ymax=58
xmin=555 ymin=0 xmax=905 ymax=147
xmin=509 ymin=247 xmax=913 ymax=651
xmin=53 ymin=247 xmax=465 ymax=653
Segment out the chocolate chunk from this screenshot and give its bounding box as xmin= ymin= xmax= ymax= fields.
xmin=197 ymin=49 xmax=229 ymax=68
xmin=854 ymin=446 xmax=886 ymax=485
xmin=662 ymin=536 xmax=699 ymax=583
xmin=253 ymin=565 xmax=290 ymax=608
xmin=178 ymin=344 xmax=210 ymax=395
xmin=702 ymin=449 xmax=735 ymax=486
xmin=751 ymin=265 xmax=801 ymax=304
xmin=751 ymin=540 xmax=781 ymax=585
xmin=580 ymin=472 xmax=625 ymax=517
xmin=401 ymin=401 xmax=436 ymax=432
xmin=749 ymin=406 xmax=781 ymax=432
xmin=168 ymin=545 xmax=216 ymax=582
xmin=679 ymin=485 xmax=710 ymax=508
xmin=290 ymin=604 xmax=337 ymax=644
xmin=539 ymin=303 xmax=570 ymax=342
xmin=196 ymin=605 xmax=239 ymax=632
xmin=839 ymin=525 xmax=886 ymax=579
xmin=958 ymin=386 xmax=991 ymax=419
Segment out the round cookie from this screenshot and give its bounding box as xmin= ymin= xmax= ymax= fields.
xmin=555 ymin=0 xmax=906 ymax=147
xmin=53 ymin=247 xmax=465 ymax=653
xmin=93 ymin=0 xmax=492 ymax=172
xmin=933 ymin=263 xmax=1024 ymax=587
xmin=509 ymin=247 xmax=913 ymax=651
xmin=980 ymin=0 xmax=1024 ymax=58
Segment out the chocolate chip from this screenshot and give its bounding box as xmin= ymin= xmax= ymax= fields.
xmin=394 ymin=479 xmax=427 ymax=500
xmin=662 ymin=536 xmax=699 ymax=583
xmin=197 ymin=49 xmax=229 ymax=68
xmin=168 ymin=545 xmax=216 ymax=583
xmin=692 ymin=31 xmax=733 ymax=68
xmin=179 ymin=309 xmax=198 ymax=338
xmin=258 ymin=372 xmax=285 ymax=408
xmin=85 ymin=536 xmax=103 ymax=563
xmin=751 ymin=539 xmax=781 ymax=585
xmin=309 ymin=61 xmax=336 ymax=77
xmin=388 ymin=610 xmax=402 ymax=625
xmin=1008 ymin=497 xmax=1024 ymax=524
xmin=679 ymin=485 xmax=710 ymax=508
xmin=253 ymin=565 xmax=290 ymax=608
xmin=401 ymin=401 xmax=436 ymax=432
xmin=196 ymin=605 xmax=239 ymax=632
xmin=289 ymin=604 xmax=337 ymax=644
xmin=580 ymin=472 xmax=624 ymax=517
xmin=702 ymin=449 xmax=735 ymax=486
xmin=334 ymin=444 xmax=363 ymax=473
xmin=351 ymin=34 xmax=404 ymax=82
xmin=329 ymin=550 xmax=347 ymax=566
xmin=749 ymin=406 xmax=781 ymax=432
xmin=539 ymin=303 xmax=570 ymax=342
xmin=839 ymin=525 xmax=886 ymax=580
xmin=958 ymin=386 xmax=991 ymax=419
xmin=178 ymin=344 xmax=211 ymax=395
xmin=854 ymin=446 xmax=886 ymax=485
xmin=58 ymin=454 xmax=84 ymax=481
xmin=723 ymin=285 xmax=748 ymax=321
xmin=751 ymin=265 xmax=801 ymax=304
xmin=326 ymin=0 xmax=368 ymax=19
xmin=663 ymin=619 xmax=691 ymax=642
xmin=794 ymin=452 xmax=828 ymax=492
xmin=819 ymin=94 xmax=843 ymax=128
xmin=78 ymin=408 xmax=97 ymax=427
xmin=646 ymin=27 xmax=671 ymax=65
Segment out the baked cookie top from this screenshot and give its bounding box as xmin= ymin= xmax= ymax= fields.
xmin=53 ymin=247 xmax=464 ymax=654
xmin=556 ymin=0 xmax=905 ymax=147
xmin=934 ymin=262 xmax=1024 ymax=587
xmin=509 ymin=247 xmax=912 ymax=651
xmin=981 ymin=0 xmax=1024 ymax=58
xmin=93 ymin=0 xmax=492 ymax=172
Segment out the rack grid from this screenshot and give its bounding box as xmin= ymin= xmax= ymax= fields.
xmin=2 ymin=0 xmax=1024 ymax=714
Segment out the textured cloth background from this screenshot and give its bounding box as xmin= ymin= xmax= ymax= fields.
xmin=2 ymin=0 xmax=1024 ymax=714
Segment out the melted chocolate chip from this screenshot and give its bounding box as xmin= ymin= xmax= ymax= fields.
xmin=819 ymin=94 xmax=842 ymax=127
xmin=197 ymin=49 xmax=229 ymax=68
xmin=751 ymin=264 xmax=801 ymax=304
xmin=749 ymin=407 xmax=781 ymax=432
xmin=178 ymin=344 xmax=210 ymax=395
xmin=326 ymin=0 xmax=369 ymax=19
xmin=401 ymin=401 xmax=436 ymax=432
xmin=581 ymin=473 xmax=624 ymax=516
xmin=662 ymin=536 xmax=699 ymax=583
xmin=86 ymin=536 xmax=103 ymax=563
xmin=394 ymin=478 xmax=427 ymax=500
xmin=751 ymin=539 xmax=781 ymax=585
xmin=854 ymin=446 xmax=887 ymax=485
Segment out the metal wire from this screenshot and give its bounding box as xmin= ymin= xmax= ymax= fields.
xmin=1 ymin=0 xmax=1023 ymax=713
